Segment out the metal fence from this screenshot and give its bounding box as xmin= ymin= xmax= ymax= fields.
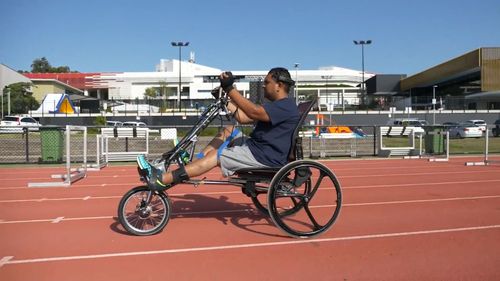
xmin=1 ymin=125 xmax=499 ymax=164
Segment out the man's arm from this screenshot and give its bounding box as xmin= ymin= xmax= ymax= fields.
xmin=227 ymin=100 xmax=254 ymax=124
xmin=227 ymin=88 xmax=270 ymax=122
xmin=219 ymin=71 xmax=270 ymax=122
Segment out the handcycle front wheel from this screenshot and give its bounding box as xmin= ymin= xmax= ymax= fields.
xmin=267 ymin=160 xmax=342 ymax=238
xmin=118 ymin=186 xmax=172 ymax=236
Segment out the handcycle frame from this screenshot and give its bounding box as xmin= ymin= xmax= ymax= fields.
xmin=118 ymin=89 xmax=342 ymax=238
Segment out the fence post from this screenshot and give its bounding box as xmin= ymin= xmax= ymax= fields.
xmin=373 ymin=125 xmax=377 ymax=156
xmin=24 ymin=127 xmax=30 ymax=163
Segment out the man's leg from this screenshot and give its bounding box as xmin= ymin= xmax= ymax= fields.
xmin=137 ymin=125 xmax=239 ymax=190
xmin=194 ymin=125 xmax=237 ymax=160
xmin=161 ymin=149 xmax=218 ymax=184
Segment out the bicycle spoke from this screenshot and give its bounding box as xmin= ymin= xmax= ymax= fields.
xmin=308 ymin=171 xmax=325 ymax=198
xmin=303 ymin=201 xmax=322 ymax=230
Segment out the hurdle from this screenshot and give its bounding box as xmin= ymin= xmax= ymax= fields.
xmin=428 ymin=131 xmax=450 ymax=162
xmin=28 ymin=126 xmax=88 ymax=187
xmin=465 ymin=129 xmax=498 ymax=166
xmin=85 ymin=134 xmax=108 ymax=171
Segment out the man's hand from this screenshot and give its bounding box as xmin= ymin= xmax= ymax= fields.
xmin=211 ymin=87 xmax=221 ymax=99
xmin=219 ymin=71 xmax=234 ymax=93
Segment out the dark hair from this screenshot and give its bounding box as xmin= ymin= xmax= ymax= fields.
xmin=268 ymin=67 xmax=295 ymax=92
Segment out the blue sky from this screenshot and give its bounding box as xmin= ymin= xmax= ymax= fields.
xmin=1 ymin=0 xmax=499 ymax=75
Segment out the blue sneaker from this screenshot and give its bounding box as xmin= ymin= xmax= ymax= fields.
xmin=137 ymin=155 xmax=152 ymax=177
xmin=137 ymin=155 xmax=169 ymax=191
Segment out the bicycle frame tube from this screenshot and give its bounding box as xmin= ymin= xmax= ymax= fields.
xmin=161 ymin=98 xmax=230 ymax=166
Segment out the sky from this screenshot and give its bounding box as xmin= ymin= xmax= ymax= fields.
xmin=1 ymin=0 xmax=499 ymax=76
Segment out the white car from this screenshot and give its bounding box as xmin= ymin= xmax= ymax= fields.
xmin=122 ymin=121 xmax=147 ymax=127
xmin=106 ymin=121 xmax=123 ymax=127
xmin=0 ymin=115 xmax=41 ymax=132
xmin=464 ymin=120 xmax=487 ymax=134
xmin=387 ymin=118 xmax=427 ymax=135
xmin=447 ymin=124 xmax=483 ymax=138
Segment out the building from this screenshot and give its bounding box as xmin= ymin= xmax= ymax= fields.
xmin=29 ymin=78 xmax=83 ymax=101
xmin=1 ymin=64 xmax=33 ymax=118
xmin=23 ymin=72 xmax=109 ymax=100
xmin=367 ymin=47 xmax=500 ymax=110
xmin=96 ymin=61 xmax=373 ymax=111
xmin=21 ymin=61 xmax=373 ymax=112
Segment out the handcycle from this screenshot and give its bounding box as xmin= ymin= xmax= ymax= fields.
xmin=117 ymin=89 xmax=342 ymax=238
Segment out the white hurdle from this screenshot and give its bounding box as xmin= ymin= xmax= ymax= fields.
xmin=28 ymin=126 xmax=88 ymax=187
xmin=85 ymin=134 xmax=108 ymax=171
xmin=465 ymin=130 xmax=496 ymax=166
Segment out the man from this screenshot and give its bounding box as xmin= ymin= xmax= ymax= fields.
xmin=137 ymin=67 xmax=299 ymax=191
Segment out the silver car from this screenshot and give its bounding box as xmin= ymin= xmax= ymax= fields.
xmin=447 ymin=123 xmax=483 ymax=138
xmin=464 ymin=120 xmax=487 ymax=134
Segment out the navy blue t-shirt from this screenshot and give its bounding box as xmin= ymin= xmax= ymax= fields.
xmin=246 ymin=98 xmax=300 ymax=167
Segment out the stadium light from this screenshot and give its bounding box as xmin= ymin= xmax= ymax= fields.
xmin=171 ymin=41 xmax=189 ymax=111
xmin=353 ymin=40 xmax=372 ymax=105
xmin=294 ymin=63 xmax=300 ymax=104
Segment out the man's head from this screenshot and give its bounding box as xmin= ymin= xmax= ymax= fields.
xmin=263 ymin=67 xmax=295 ymax=100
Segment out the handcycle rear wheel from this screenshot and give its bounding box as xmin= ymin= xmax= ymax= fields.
xmin=118 ymin=186 xmax=172 ymax=236
xmin=267 ymin=160 xmax=342 ymax=238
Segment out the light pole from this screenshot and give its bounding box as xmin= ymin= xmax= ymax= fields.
xmin=353 ymin=40 xmax=372 ymax=106
xmin=321 ymin=75 xmax=332 ymax=124
xmin=294 ymin=63 xmax=300 ymax=104
xmin=432 ymin=85 xmax=437 ymax=125
xmin=2 ymin=86 xmax=7 ymax=119
xmin=171 ymin=41 xmax=189 ymax=111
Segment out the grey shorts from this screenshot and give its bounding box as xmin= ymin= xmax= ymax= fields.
xmin=219 ymin=140 xmax=269 ymax=177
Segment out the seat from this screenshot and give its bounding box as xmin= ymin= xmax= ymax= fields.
xmin=234 ymin=98 xmax=317 ymax=179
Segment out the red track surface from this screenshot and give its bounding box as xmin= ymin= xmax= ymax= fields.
xmin=1 ymin=157 xmax=499 ymax=280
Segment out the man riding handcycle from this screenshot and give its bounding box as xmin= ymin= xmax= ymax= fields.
xmin=118 ymin=67 xmax=342 ymax=238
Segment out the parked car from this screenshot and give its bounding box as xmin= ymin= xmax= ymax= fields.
xmin=443 ymin=122 xmax=460 ymax=127
xmin=464 ymin=120 xmax=487 ymax=134
xmin=492 ymin=119 xmax=500 ymax=137
xmin=447 ymin=123 xmax=483 ymax=138
xmin=122 ymin=121 xmax=147 ymax=127
xmin=387 ymin=118 xmax=427 ymax=135
xmin=0 ymin=115 xmax=41 ymax=132
xmin=106 ymin=121 xmax=123 ymax=127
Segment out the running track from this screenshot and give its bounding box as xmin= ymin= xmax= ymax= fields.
xmin=0 ymin=157 xmax=499 ymax=280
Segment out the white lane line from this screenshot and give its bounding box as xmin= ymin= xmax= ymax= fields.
xmin=1 ymin=168 xmax=498 ymax=190
xmin=340 ymin=170 xmax=499 ymax=178
xmin=341 ymin=194 xmax=500 ymax=207
xmin=0 ymin=256 xmax=14 ymax=267
xmin=344 ymin=179 xmax=500 ymax=190
xmin=51 ymin=217 xmax=64 ymax=224
xmin=2 ymin=178 xmax=500 ymax=203
xmin=1 ymin=195 xmax=499 ymax=225
xmin=0 ymin=195 xmax=122 ymax=203
xmin=0 ymin=218 xmax=55 ymax=224
xmin=2 ymin=224 xmax=500 ymax=267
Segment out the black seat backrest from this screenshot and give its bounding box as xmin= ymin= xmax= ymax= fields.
xmin=288 ymin=98 xmax=317 ymax=162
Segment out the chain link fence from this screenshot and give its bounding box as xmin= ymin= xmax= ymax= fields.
xmin=1 ymin=125 xmax=499 ymax=164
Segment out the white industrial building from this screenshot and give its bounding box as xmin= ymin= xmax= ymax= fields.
xmin=94 ymin=57 xmax=374 ymax=111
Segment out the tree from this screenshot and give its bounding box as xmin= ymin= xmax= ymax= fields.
xmin=2 ymin=82 xmax=39 ymax=114
xmin=144 ymin=87 xmax=157 ymax=98
xmin=29 ymin=57 xmax=74 ymax=73
xmin=31 ymin=57 xmax=51 ymax=73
